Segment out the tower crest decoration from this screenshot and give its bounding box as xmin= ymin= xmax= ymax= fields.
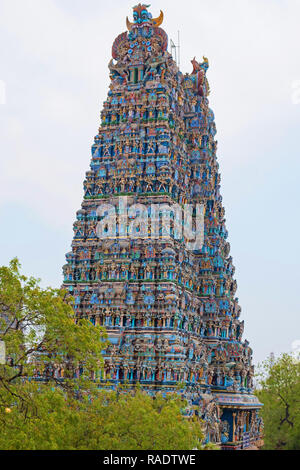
xmin=61 ymin=4 xmax=263 ymax=450
xmin=126 ymin=4 xmax=164 ymax=30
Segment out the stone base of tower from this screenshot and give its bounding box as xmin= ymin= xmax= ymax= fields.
xmin=215 ymin=392 xmax=263 ymax=449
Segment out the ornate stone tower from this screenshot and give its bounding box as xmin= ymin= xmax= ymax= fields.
xmin=63 ymin=4 xmax=263 ymax=450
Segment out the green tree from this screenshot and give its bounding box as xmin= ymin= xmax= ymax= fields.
xmin=0 ymin=258 xmax=107 ymax=411
xmin=256 ymin=353 xmax=300 ymax=450
xmin=0 ymin=259 xmax=213 ymax=450
xmin=84 ymin=389 xmax=208 ymax=450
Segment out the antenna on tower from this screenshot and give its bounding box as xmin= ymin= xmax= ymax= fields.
xmin=170 ymin=32 xmax=181 ymax=68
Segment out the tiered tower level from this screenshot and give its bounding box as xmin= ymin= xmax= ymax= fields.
xmin=63 ymin=5 xmax=263 ymax=449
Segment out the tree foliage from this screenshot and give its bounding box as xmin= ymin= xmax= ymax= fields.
xmin=0 ymin=387 xmax=208 ymax=450
xmin=256 ymin=353 xmax=300 ymax=450
xmin=0 ymin=259 xmax=211 ymax=450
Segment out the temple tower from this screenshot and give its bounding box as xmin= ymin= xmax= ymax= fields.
xmin=63 ymin=4 xmax=263 ymax=449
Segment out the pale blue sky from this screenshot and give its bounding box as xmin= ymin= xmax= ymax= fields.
xmin=0 ymin=0 xmax=299 ymax=364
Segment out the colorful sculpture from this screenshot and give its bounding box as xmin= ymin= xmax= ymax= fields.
xmin=62 ymin=5 xmax=263 ymax=450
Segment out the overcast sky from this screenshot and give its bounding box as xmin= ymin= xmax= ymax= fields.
xmin=0 ymin=0 xmax=299 ymax=364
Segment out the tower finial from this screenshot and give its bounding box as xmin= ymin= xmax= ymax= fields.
xmin=126 ymin=4 xmax=164 ymax=30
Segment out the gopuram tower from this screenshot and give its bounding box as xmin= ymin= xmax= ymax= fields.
xmin=63 ymin=5 xmax=263 ymax=450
